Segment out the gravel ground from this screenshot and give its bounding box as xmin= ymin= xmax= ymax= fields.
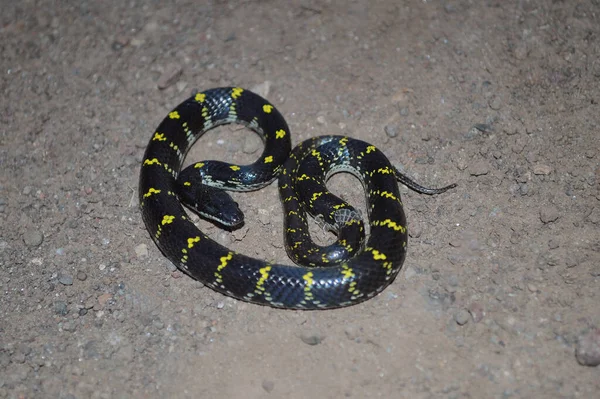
xmin=1 ymin=0 xmax=599 ymax=398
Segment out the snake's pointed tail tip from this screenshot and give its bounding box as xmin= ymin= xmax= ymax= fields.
xmin=443 ymin=183 xmax=458 ymax=192
xmin=431 ymin=183 xmax=457 ymax=195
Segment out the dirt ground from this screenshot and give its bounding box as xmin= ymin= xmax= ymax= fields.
xmin=1 ymin=0 xmax=599 ymax=398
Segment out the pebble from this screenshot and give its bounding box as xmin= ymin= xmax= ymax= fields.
xmin=455 ymin=309 xmax=470 ymax=325
xmin=384 ymin=124 xmax=399 ymax=138
xmin=527 ymin=283 xmax=538 ymax=293
xmin=344 ymin=326 xmax=359 ymax=341
xmin=575 ymin=328 xmax=600 ymax=367
xmin=257 ymin=208 xmax=271 ymax=225
xmin=251 ymin=81 xmax=271 ymax=98
xmin=23 ymin=229 xmax=44 ymax=247
xmin=468 ymin=303 xmax=485 ymax=323
xmin=97 ymin=293 xmax=113 ymax=308
xmin=403 ymin=266 xmax=417 ymax=280
xmin=77 ymin=271 xmax=87 ymax=281
xmin=171 ymin=271 xmax=183 ymax=279
xmin=519 ymin=183 xmax=529 ymax=196
xmin=449 ymin=239 xmax=462 ymax=248
xmin=232 ymin=226 xmax=249 ymax=241
xmin=586 ymin=207 xmax=600 ymax=225
xmin=242 ymin=134 xmax=261 ymax=154
xmin=464 ymin=127 xmax=483 ymax=140
xmin=54 ymin=301 xmax=68 ymax=316
xmin=216 ymin=231 xmax=233 ymax=247
xmin=12 ymin=351 xmax=26 ymax=364
xmin=469 ymin=161 xmax=489 ymax=176
xmin=0 ymin=351 xmax=9 ymax=367
xmin=262 ymin=379 xmax=275 ymax=393
xmin=473 ymin=123 xmax=494 ymax=134
xmin=488 ymin=95 xmax=502 ymax=110
xmin=61 ymin=321 xmax=77 ymax=332
xmin=58 ymin=273 xmax=73 ymax=286
xmin=134 ymin=243 xmax=148 ymax=258
xmin=164 ymin=260 xmax=178 ymax=272
xmin=157 ymin=64 xmax=183 ymax=90
xmin=539 ymin=206 xmax=560 ymax=224
xmin=408 ymin=224 xmax=422 ymax=238
xmin=533 ymin=164 xmax=552 ymax=175
xmin=299 ymin=332 xmax=323 ymax=345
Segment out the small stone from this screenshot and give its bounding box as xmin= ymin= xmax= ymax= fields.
xmin=473 ymin=123 xmax=494 ymax=134
xmin=23 ymin=230 xmax=43 ymax=247
xmin=539 ymin=206 xmax=560 ymax=224
xmin=157 ymin=64 xmax=183 ymax=90
xmin=576 ymin=328 xmax=600 ymax=367
xmin=455 ymin=157 xmax=469 ymax=171
xmin=97 ymin=293 xmax=113 ymax=308
xmin=58 ymin=273 xmax=73 ymax=286
xmin=215 ymin=231 xmax=232 ymax=247
xmin=488 ymin=95 xmax=502 ymax=110
xmin=232 ymin=226 xmax=249 ymax=241
xmin=344 ymin=326 xmax=359 ymax=341
xmin=171 ymin=270 xmax=183 ymax=278
xmin=242 ymin=134 xmax=261 ymax=154
xmin=519 ymin=183 xmax=529 ymax=196
xmin=455 ymin=309 xmax=470 ymax=325
xmin=548 ymin=239 xmax=559 ymax=249
xmin=316 ymin=115 xmax=327 ymax=125
xmin=257 ymin=209 xmax=271 ymax=225
xmin=468 ymin=303 xmax=485 ymax=323
xmin=408 ymin=224 xmax=422 ymax=238
xmin=134 ymin=244 xmax=148 ymax=258
xmin=77 ymin=271 xmax=87 ymax=281
xmin=533 ymin=164 xmax=552 ymax=175
xmin=586 ymin=207 xmax=600 ymax=225
xmin=0 ymin=351 xmax=9 ymax=367
xmin=251 ymin=81 xmax=271 ymax=98
xmin=164 ymin=259 xmax=177 ymax=272
xmin=262 ymin=379 xmax=275 ymax=393
xmin=527 ymin=283 xmax=538 ymax=293
xmin=469 ymin=161 xmax=489 ymax=176
xmin=299 ymin=332 xmax=323 ymax=345
xmin=403 ymin=266 xmax=417 ymax=280
xmin=449 ymin=239 xmax=462 ymax=248
xmin=584 ymin=149 xmax=596 ymax=159
xmin=54 ymin=301 xmax=68 ymax=316
xmin=62 ymin=321 xmax=77 ymax=332
xmin=384 ymin=124 xmax=399 ymax=138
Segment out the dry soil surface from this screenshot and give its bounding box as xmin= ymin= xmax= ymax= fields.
xmin=1 ymin=1 xmax=599 ymax=398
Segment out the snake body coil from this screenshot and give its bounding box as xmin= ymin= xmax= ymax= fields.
xmin=139 ymin=87 xmax=455 ymax=309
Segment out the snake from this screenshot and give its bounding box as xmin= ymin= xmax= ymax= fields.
xmin=139 ymin=87 xmax=456 ymax=309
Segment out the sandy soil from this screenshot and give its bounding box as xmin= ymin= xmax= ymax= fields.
xmin=1 ymin=0 xmax=599 ymax=398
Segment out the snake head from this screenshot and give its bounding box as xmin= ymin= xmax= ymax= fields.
xmin=177 ymin=179 xmax=245 ymax=228
xmin=196 ymin=185 xmax=245 ymax=228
